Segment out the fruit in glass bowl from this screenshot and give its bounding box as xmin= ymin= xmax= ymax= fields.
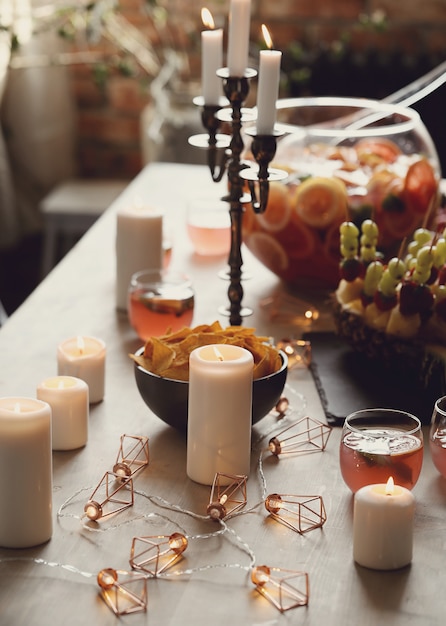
xmin=242 ymin=97 xmax=441 ymax=289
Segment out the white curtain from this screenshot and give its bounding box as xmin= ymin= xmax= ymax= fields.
xmin=0 ymin=0 xmax=77 ymax=249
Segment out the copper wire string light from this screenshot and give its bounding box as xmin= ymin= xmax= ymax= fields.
xmin=268 ymin=417 xmax=332 ymax=456
xmin=84 ymin=472 xmax=134 ymax=521
xmin=97 ymin=567 xmax=147 ymax=615
xmin=129 ymin=533 xmax=188 ymax=577
xmin=206 ymin=473 xmax=248 ymax=520
xmin=251 ymin=565 xmax=309 ymax=612
xmin=112 ymin=434 xmax=149 ymax=479
xmin=265 ymin=493 xmax=327 ymax=534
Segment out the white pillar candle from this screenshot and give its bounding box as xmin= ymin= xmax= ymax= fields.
xmin=227 ymin=0 xmax=251 ymax=77
xmin=256 ymin=48 xmax=282 ymax=134
xmin=37 ymin=376 xmax=89 ymax=450
xmin=116 ymin=203 xmax=163 ymax=311
xmin=187 ymin=344 xmax=253 ymax=485
xmin=57 ymin=336 xmax=106 ymax=404
xmin=353 ymin=477 xmax=415 ymax=570
xmin=0 ymin=397 xmax=52 ymax=548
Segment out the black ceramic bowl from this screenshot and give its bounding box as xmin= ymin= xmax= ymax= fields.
xmin=133 ymin=347 xmax=288 ymax=433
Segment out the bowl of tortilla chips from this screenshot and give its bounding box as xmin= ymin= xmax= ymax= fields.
xmin=131 ymin=321 xmax=288 ymax=433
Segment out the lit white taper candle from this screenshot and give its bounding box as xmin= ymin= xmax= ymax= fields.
xmin=201 ymin=8 xmax=223 ymax=104
xmin=256 ymin=25 xmax=281 ymax=134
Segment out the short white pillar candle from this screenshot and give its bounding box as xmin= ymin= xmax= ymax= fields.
xmin=187 ymin=344 xmax=253 ymax=485
xmin=57 ymin=336 xmax=106 ymax=404
xmin=37 ymin=376 xmax=89 ymax=450
xmin=353 ymin=477 xmax=415 ymax=570
xmin=0 ymin=397 xmax=52 ymax=548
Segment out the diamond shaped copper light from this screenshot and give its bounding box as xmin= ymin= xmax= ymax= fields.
xmin=113 ymin=434 xmax=149 ymax=479
xmin=206 ymin=473 xmax=248 ymax=520
xmin=129 ymin=533 xmax=188 ymax=577
xmin=84 ymin=472 xmax=134 ymax=521
xmin=265 ymin=493 xmax=327 ymax=534
xmin=97 ymin=568 xmax=147 ymax=615
xmin=268 ymin=417 xmax=331 ymax=456
xmin=251 ymin=565 xmax=309 ymax=612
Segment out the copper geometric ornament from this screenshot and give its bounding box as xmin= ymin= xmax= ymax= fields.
xmin=265 ymin=493 xmax=327 ymax=534
xmin=112 ymin=434 xmax=149 ymax=479
xmin=268 ymin=416 xmax=331 ymax=456
xmin=129 ymin=532 xmax=188 ymax=577
xmin=251 ymin=565 xmax=309 ymax=612
xmin=84 ymin=471 xmax=134 ymax=521
xmin=97 ymin=568 xmax=147 ymax=615
xmin=206 ymin=473 xmax=248 ymax=520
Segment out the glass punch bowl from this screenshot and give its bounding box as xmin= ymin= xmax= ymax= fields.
xmin=242 ymin=96 xmax=441 ymax=290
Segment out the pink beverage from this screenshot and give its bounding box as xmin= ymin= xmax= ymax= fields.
xmin=340 ymin=428 xmax=423 ymax=492
xmin=187 ymin=210 xmax=231 ymax=256
xmin=128 ymin=285 xmax=194 ymax=341
xmin=430 ymin=428 xmax=446 ymax=477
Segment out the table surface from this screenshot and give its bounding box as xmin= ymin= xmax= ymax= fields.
xmin=0 ymin=163 xmax=445 ymax=626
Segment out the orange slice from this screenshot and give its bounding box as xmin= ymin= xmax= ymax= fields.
xmin=293 ymin=176 xmax=348 ymax=229
xmin=255 ymin=182 xmax=292 ymax=233
xmin=245 ymin=232 xmax=288 ymax=273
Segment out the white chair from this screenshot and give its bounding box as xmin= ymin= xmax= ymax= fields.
xmin=39 ymin=178 xmax=127 ymax=277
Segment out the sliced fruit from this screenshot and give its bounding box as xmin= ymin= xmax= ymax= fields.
xmin=245 ymin=232 xmax=289 ymax=273
xmin=403 ymin=158 xmax=438 ymax=215
xmin=255 ymin=182 xmax=292 ymax=233
xmin=277 ymin=216 xmax=316 ymax=260
xmin=355 ymin=137 xmax=402 ymax=164
xmin=293 ymin=176 xmax=348 ymax=229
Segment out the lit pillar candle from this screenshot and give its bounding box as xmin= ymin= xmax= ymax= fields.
xmin=0 ymin=397 xmax=52 ymax=548
xmin=353 ymin=477 xmax=415 ymax=570
xmin=256 ymin=26 xmax=282 ymax=135
xmin=37 ymin=376 xmax=89 ymax=450
xmin=227 ymin=0 xmax=251 ymax=77
xmin=57 ymin=336 xmax=106 ymax=404
xmin=116 ymin=202 xmax=163 ymax=311
xmin=201 ymin=9 xmax=223 ymax=105
xmin=187 ymin=344 xmax=253 ymax=485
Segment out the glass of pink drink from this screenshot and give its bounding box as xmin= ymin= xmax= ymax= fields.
xmin=429 ymin=396 xmax=446 ymax=478
xmin=186 ymin=198 xmax=231 ymax=257
xmin=340 ymin=408 xmax=423 ymax=493
xmin=128 ymin=270 xmax=194 ymax=342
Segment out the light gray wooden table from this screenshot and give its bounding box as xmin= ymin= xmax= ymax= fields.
xmin=0 ymin=163 xmax=444 ymax=626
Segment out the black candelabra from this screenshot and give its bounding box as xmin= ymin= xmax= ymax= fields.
xmin=189 ymin=67 xmax=286 ymax=326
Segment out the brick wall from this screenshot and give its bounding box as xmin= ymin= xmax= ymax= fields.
xmin=69 ymin=0 xmax=446 ymax=179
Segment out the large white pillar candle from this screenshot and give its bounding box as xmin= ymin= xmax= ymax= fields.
xmin=187 ymin=344 xmax=253 ymax=485
xmin=227 ymin=0 xmax=251 ymax=77
xmin=116 ymin=203 xmax=163 ymax=311
xmin=353 ymin=477 xmax=415 ymax=570
xmin=256 ymin=48 xmax=281 ymax=135
xmin=0 ymin=397 xmax=52 ymax=548
xmin=37 ymin=376 xmax=89 ymax=450
xmin=57 ymin=336 xmax=106 ymax=404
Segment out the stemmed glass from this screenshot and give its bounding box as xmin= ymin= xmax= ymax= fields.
xmin=429 ymin=396 xmax=446 ymax=478
xmin=340 ymin=408 xmax=424 ymax=493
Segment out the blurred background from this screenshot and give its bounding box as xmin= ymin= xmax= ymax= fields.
xmin=0 ymin=0 xmax=445 ymax=316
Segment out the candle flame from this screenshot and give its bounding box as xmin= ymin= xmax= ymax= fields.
xmin=261 ymin=24 xmax=273 ymax=50
xmin=385 ymin=476 xmax=395 ymax=495
xmin=14 ymin=402 xmax=21 ymax=413
xmin=220 ymin=494 xmax=228 ymax=505
xmin=76 ymin=335 xmax=85 ymax=355
xmin=213 ymin=346 xmax=224 ymax=361
xmin=201 ymin=7 xmax=215 ymax=29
